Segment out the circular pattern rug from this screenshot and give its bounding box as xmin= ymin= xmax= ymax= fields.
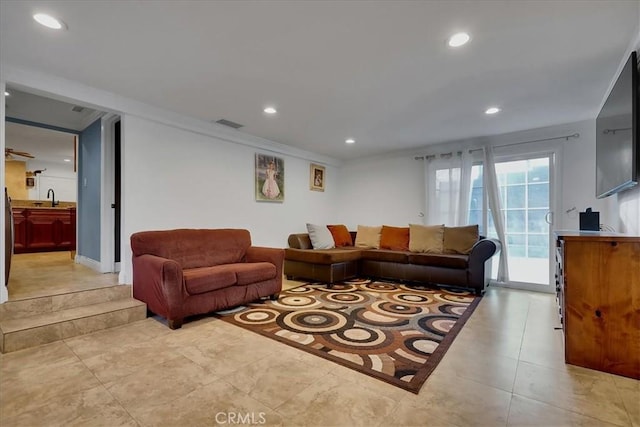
xmin=216 ymin=279 xmax=480 ymax=394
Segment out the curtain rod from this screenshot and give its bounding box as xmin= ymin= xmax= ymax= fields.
xmin=414 ymin=132 xmax=580 ymax=160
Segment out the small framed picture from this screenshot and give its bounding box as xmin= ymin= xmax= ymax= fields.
xmin=310 ymin=164 xmax=325 ymax=192
xmin=255 ymin=153 xmax=285 ymax=202
xmin=26 ymin=177 xmax=35 ymax=187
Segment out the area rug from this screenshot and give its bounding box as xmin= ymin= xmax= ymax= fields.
xmin=216 ymin=279 xmax=481 ymax=394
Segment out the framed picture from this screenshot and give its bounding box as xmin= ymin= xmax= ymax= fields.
xmin=255 ymin=153 xmax=285 ymax=202
xmin=310 ymin=163 xmax=325 ymax=192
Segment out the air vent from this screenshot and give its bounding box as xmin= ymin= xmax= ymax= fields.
xmin=71 ymin=105 xmax=85 ymax=113
xmin=215 ymin=119 xmax=243 ymax=129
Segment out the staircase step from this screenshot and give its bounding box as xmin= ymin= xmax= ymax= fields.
xmin=0 ymin=298 xmax=146 ymax=353
xmin=0 ymin=285 xmax=132 ymax=321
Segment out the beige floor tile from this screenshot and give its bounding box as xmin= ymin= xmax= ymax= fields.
xmin=507 ymin=393 xmax=621 ymax=426
xmin=0 ymin=340 xmax=77 ymax=374
xmin=382 ymin=373 xmax=512 ymax=427
xmin=223 ymin=351 xmax=330 ymax=409
xmin=436 ymin=343 xmax=519 ymax=392
xmin=64 ymin=319 xmax=162 ymax=359
xmin=0 ymin=357 xmax=101 ymax=418
xmin=616 ymin=381 xmax=640 ymax=427
xmin=128 ymin=380 xmax=283 ymax=427
xmin=276 ymin=374 xmax=398 ymax=427
xmin=0 ymin=385 xmax=137 ymax=427
xmin=80 ymin=339 xmax=184 ymax=384
xmin=326 ymin=362 xmax=413 ymax=403
xmin=105 ymin=354 xmax=218 ymax=410
xmin=513 ymin=361 xmax=631 ymax=426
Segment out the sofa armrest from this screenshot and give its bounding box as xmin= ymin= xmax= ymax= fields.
xmin=469 ymin=238 xmax=501 ymax=263
xmin=246 ymin=246 xmax=285 ymax=280
xmin=132 ymin=254 xmax=185 ymax=317
xmin=467 ymin=238 xmax=501 ymax=293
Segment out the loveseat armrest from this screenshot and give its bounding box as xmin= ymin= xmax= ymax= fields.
xmin=246 ymin=246 xmax=285 ymax=280
xmin=132 ymin=254 xmax=185 ymax=318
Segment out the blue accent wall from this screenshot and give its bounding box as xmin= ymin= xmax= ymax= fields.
xmin=78 ymin=119 xmax=101 ymax=262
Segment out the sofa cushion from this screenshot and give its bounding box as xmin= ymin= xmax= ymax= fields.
xmin=409 ymin=224 xmax=445 ymax=253
xmin=183 ymin=265 xmax=238 ymax=295
xmin=360 ymin=249 xmax=410 ymax=263
xmin=233 ymin=262 xmax=277 ymax=285
xmin=285 ymin=248 xmax=362 ymax=264
xmin=380 ymin=226 xmax=410 ymax=251
xmin=327 ymin=224 xmax=353 ymax=247
xmin=408 ymin=253 xmax=469 ymax=269
xmin=306 ymin=224 xmax=336 ymax=249
xmin=443 ymin=225 xmax=479 ymax=254
xmin=354 ymin=225 xmax=382 ymax=249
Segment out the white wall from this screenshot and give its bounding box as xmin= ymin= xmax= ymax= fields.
xmin=26 ymin=159 xmax=77 ymax=202
xmin=339 ymin=119 xmax=620 ymax=232
xmin=119 ymin=115 xmax=338 ymax=283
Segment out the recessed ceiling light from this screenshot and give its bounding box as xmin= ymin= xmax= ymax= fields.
xmin=448 ymin=32 xmax=470 ymax=48
xmin=63 ymin=158 xmax=71 ymax=162
xmin=263 ymin=107 xmax=277 ymax=114
xmin=33 ymin=13 xmax=66 ymax=30
xmin=485 ymin=107 xmax=501 ymax=115
xmin=345 ymin=138 xmax=355 ymax=144
xmin=4 ymin=91 xmax=9 ymax=97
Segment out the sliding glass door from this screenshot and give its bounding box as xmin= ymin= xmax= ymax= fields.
xmin=469 ymin=152 xmax=557 ymax=292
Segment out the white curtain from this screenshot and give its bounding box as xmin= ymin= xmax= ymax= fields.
xmin=483 ymin=145 xmax=510 ymax=283
xmin=423 ymin=151 xmax=473 ymax=226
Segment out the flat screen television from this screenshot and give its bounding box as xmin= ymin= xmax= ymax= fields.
xmin=596 ymin=51 xmax=639 ymax=199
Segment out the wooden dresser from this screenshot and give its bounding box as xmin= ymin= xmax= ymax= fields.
xmin=555 ymin=231 xmax=639 ymax=379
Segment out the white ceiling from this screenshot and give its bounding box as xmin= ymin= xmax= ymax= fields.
xmin=1 ymin=1 xmax=638 ymax=160
xmin=5 ymin=121 xmax=75 ymax=165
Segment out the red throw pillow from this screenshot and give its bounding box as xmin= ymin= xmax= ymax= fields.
xmin=327 ymin=224 xmax=353 ymax=247
xmin=380 ymin=225 xmax=410 ymax=251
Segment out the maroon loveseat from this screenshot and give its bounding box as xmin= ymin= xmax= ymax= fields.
xmin=131 ymin=229 xmax=283 ymax=329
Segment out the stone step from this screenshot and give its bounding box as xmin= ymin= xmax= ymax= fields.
xmin=0 ymin=298 xmax=146 ymax=353
xmin=0 ymin=285 xmax=132 ymax=321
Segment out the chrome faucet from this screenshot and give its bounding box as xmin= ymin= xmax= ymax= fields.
xmin=46 ymin=188 xmax=59 ymax=207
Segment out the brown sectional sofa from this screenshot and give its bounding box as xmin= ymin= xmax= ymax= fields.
xmin=131 ymin=228 xmax=284 ymax=329
xmin=285 ymin=231 xmax=500 ymax=295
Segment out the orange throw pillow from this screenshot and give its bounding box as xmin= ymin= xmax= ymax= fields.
xmin=327 ymin=224 xmax=353 ymax=247
xmin=379 ymin=225 xmax=410 ymax=251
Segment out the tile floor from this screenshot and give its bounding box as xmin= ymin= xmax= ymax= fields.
xmin=1 ymin=285 xmax=638 ymax=426
xmin=7 ymin=252 xmax=119 ymax=300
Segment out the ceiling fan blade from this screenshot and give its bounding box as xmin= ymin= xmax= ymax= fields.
xmin=5 ymin=148 xmax=34 ymax=158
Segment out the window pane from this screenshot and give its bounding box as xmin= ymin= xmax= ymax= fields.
xmin=528 ymin=234 xmax=549 ymax=259
xmin=509 ymin=245 xmax=526 ymax=257
xmin=528 ymin=158 xmax=549 ymax=183
xmin=528 ymin=209 xmax=549 ymax=233
xmin=528 ymin=183 xmax=548 ymax=208
xmin=506 ymin=210 xmax=525 ymax=233
xmin=507 ymin=171 xmax=526 ymax=185
xmin=470 ymin=187 xmax=483 ymax=210
xmin=507 ymin=185 xmax=526 ymax=209
xmin=469 ymin=210 xmax=482 ymax=227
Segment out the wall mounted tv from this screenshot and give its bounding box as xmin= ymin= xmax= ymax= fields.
xmin=596 ymin=51 xmax=639 ymax=199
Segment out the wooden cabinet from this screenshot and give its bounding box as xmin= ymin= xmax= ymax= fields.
xmin=11 ymin=207 xmax=76 ymax=254
xmin=556 ymin=231 xmax=640 ymax=379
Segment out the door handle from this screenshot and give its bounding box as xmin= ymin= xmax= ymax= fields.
xmin=545 ymin=211 xmax=553 ymax=225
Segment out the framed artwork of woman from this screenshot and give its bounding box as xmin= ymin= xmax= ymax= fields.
xmin=310 ymin=163 xmax=325 ymax=192
xmin=255 ymin=153 xmax=285 ymax=202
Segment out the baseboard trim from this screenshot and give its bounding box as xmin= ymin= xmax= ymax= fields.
xmin=75 ymin=255 xmax=103 ymax=273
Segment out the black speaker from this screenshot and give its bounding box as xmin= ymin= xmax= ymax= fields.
xmin=579 ymin=208 xmax=600 ymax=231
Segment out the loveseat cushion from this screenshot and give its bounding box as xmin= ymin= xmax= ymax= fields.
xmin=284 ymin=248 xmax=362 ymax=264
xmin=233 ymin=262 xmax=277 ymax=285
xmin=408 ymin=253 xmax=469 ymax=269
xmin=183 ymin=265 xmax=238 ymax=295
xmin=360 ymin=249 xmax=410 ymax=263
